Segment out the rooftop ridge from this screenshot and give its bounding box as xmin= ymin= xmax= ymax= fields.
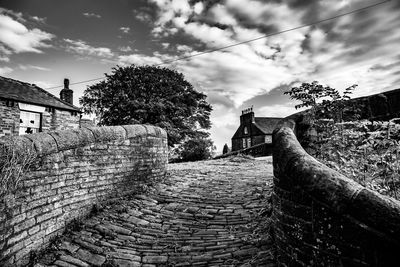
xmin=0 ymin=75 xmax=81 ymax=112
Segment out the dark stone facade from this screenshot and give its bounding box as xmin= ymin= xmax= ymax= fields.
xmin=231 ymin=108 xmax=281 ymax=153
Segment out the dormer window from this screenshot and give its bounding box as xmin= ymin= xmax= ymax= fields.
xmin=244 ymin=126 xmax=248 ymax=135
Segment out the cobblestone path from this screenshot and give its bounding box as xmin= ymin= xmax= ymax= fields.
xmin=37 ymin=156 xmax=274 ymax=267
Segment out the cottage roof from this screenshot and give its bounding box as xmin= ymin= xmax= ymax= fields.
xmin=232 ymin=116 xmax=282 ymax=139
xmin=254 ymin=117 xmax=282 ymax=134
xmin=0 ymin=76 xmax=81 ymax=112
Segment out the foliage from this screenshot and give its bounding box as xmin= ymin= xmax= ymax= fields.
xmin=0 ymin=138 xmax=36 ymax=197
xmin=309 ymin=119 xmax=400 ymax=200
xmin=285 ymin=81 xmax=400 ymax=199
xmin=284 ymin=81 xmax=358 ymax=123
xmin=177 ymin=138 xmax=215 ymax=162
xmin=80 ymin=65 xmax=212 ymax=146
xmin=222 ymin=143 xmax=229 ymax=154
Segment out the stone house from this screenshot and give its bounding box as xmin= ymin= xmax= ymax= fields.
xmin=0 ymin=76 xmax=81 ymax=137
xmin=231 ymin=107 xmax=282 ymax=151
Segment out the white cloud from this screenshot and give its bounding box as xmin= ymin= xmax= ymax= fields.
xmin=176 ymin=44 xmax=192 ymax=53
xmin=19 ymin=64 xmax=50 ymax=71
xmin=193 ymin=2 xmax=204 ymax=14
xmin=150 ymin=0 xmax=195 ymax=37
xmin=133 ymin=9 xmax=153 ymax=23
xmin=145 ymin=0 xmax=400 ymax=151
xmin=0 ymin=66 xmax=12 ymax=75
xmin=181 ymin=22 xmax=233 ymax=48
xmin=0 ymin=44 xmax=11 ymax=61
xmin=161 ymin=42 xmax=170 ymax=49
xmin=83 ymin=12 xmax=101 ymax=19
xmin=118 ymin=45 xmax=133 ymax=52
xmin=0 ymin=8 xmax=25 ymax=23
xmin=209 ymin=103 xmax=237 ymax=151
xmin=120 ymin=26 xmax=130 ymax=34
xmin=32 ymin=80 xmax=56 ymax=89
xmin=64 ymin=38 xmax=114 ymax=58
xmin=258 ymin=104 xmax=304 ymax=118
xmin=225 ymin=0 xmax=304 ymax=30
xmin=0 ymin=14 xmax=54 ymax=53
xmin=209 ymin=4 xmax=237 ymax=26
xmin=118 ymin=53 xmax=163 ymax=66
xmin=148 ymin=0 xmax=311 ymax=107
xmin=31 ymin=15 xmax=46 ymax=23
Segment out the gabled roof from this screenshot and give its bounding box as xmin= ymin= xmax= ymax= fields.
xmin=232 ymin=117 xmax=282 ymax=139
xmin=0 ymin=76 xmax=81 ymax=112
xmin=254 ymin=117 xmax=282 ymax=134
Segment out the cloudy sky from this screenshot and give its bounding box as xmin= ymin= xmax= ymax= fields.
xmin=1 ymin=0 xmax=400 ymax=152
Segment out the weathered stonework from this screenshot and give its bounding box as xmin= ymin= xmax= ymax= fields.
xmin=214 ymin=142 xmax=273 ymax=159
xmin=34 ymin=157 xmax=275 ymax=266
xmin=272 ymin=122 xmax=400 ymax=266
xmin=0 ymin=124 xmax=168 ymax=266
xmin=48 ymin=109 xmax=80 ymax=130
xmin=0 ymin=99 xmax=80 ymax=137
xmin=0 ymin=99 xmax=20 ymax=136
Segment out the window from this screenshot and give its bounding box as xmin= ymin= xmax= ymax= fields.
xmin=265 ymin=135 xmax=272 ymax=144
xmin=243 ymin=126 xmax=248 ymax=135
xmin=247 ymin=138 xmax=251 ymax=148
xmin=242 ymin=138 xmax=246 ymax=149
xmin=19 ymin=111 xmax=41 ymax=135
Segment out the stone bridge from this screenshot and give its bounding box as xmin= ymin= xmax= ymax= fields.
xmin=35 ymin=156 xmax=275 ymax=267
xmin=1 ymin=123 xmax=400 ymax=266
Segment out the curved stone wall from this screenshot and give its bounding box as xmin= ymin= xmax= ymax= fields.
xmin=272 ymin=122 xmax=400 ymax=266
xmin=0 ymin=125 xmax=168 ymax=266
xmin=213 ymin=142 xmax=273 ymax=159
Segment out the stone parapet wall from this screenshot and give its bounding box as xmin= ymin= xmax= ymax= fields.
xmin=214 ymin=142 xmax=273 ymax=159
xmin=272 ymin=122 xmax=400 ymax=266
xmin=0 ymin=124 xmax=168 ymax=266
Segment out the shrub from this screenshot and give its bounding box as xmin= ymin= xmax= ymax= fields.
xmin=0 ymin=138 xmax=36 ymax=197
xmin=222 ymin=143 xmax=229 ymax=154
xmin=309 ymin=119 xmax=400 ymax=200
xmin=177 ymin=138 xmax=215 ymax=162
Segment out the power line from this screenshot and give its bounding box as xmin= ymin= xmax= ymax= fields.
xmin=45 ymin=0 xmax=391 ymax=90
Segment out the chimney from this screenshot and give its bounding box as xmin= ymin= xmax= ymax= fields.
xmin=60 ymin=78 xmax=73 ymax=105
xmin=240 ymin=106 xmax=255 ymax=125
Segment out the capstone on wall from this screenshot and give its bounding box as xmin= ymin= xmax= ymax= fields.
xmin=0 ymin=124 xmax=168 ymax=266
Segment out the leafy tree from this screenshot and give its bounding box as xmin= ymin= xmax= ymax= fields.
xmin=177 ymin=138 xmax=215 ymax=162
xmin=80 ymin=65 xmax=212 ymax=146
xmin=222 ymin=143 xmax=229 ymax=154
xmin=284 ymin=81 xmax=357 ymax=123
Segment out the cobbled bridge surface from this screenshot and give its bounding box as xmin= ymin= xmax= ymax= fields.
xmin=36 ymin=157 xmax=275 ymax=267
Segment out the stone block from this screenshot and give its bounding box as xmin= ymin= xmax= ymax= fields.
xmin=86 ymin=126 xmax=126 ymax=142
xmin=73 ymin=127 xmax=95 ymax=146
xmin=7 ymin=230 xmax=27 ymax=246
xmin=48 ymin=130 xmax=80 ymax=151
xmin=122 ymin=124 xmax=147 ymax=138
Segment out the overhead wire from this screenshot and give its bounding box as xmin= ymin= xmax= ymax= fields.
xmin=44 ymin=0 xmax=391 ymax=90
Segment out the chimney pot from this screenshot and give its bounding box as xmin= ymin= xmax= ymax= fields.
xmin=64 ymin=78 xmax=69 ymax=89
xmin=60 ymin=78 xmax=73 ymax=105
